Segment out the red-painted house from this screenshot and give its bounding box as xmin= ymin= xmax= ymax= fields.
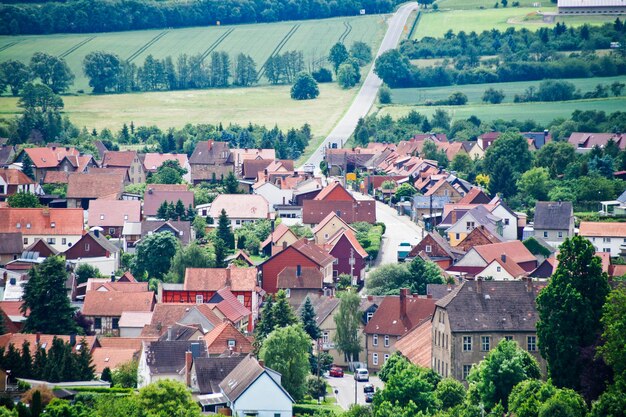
xmin=323 ymin=228 xmax=368 ymax=284
xmin=159 ymin=267 xmax=262 ymax=332
xmin=258 ymin=238 xmax=335 ymax=294
xmin=302 ymin=181 xmax=376 ymax=225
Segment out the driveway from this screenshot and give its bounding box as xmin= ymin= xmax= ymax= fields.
xmin=300 ymin=2 xmax=419 ymax=172
xmin=375 ymin=200 xmax=424 ymax=267
xmin=326 ymin=375 xmax=384 ymax=410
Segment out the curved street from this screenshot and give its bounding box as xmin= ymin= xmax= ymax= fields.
xmin=301 ymin=2 xmax=419 ymax=171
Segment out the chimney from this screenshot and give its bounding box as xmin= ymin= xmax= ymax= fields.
xmin=94 ymin=229 xmax=100 ymax=238
xmin=36 ymin=333 xmax=41 ymax=345
xmin=400 ymin=288 xmax=409 ymax=318
xmin=282 ymin=241 xmax=287 ymax=250
xmin=447 ymin=283 xmax=452 ymax=292
xmin=185 ymin=351 xmax=192 ymax=387
xmin=501 ymin=254 xmax=506 ymax=263
xmin=70 ymin=333 xmax=76 ymax=347
xmin=167 ymin=326 xmax=173 ymax=341
xmin=110 ymin=272 xmax=115 ymax=282
xmin=367 ymin=295 xmax=373 ymax=301
xmin=476 ymin=277 xmax=482 ymax=294
xmin=258 ymin=360 xmax=264 ymax=368
xmin=148 ymin=188 xmax=153 ymax=194
xmin=525 ymin=276 xmax=533 ymax=293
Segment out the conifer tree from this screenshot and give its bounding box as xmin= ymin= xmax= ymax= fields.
xmin=21 ymin=341 xmax=33 ymax=379
xmin=216 ymin=209 xmax=234 ymax=249
xmin=174 ymin=199 xmax=186 ymax=220
xmin=272 ymin=290 xmax=297 ymax=329
xmin=21 ymin=153 xmax=35 ymax=180
xmin=157 ymin=201 xmax=169 ymax=219
xmin=300 ymin=296 xmax=321 ymax=340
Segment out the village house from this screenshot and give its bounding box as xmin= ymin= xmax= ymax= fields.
xmin=253 ymin=181 xmax=294 ymax=213
xmin=302 ymin=182 xmax=376 ymax=225
xmin=138 ymin=339 xmax=208 ymax=387
xmin=82 ymin=290 xmax=155 ymax=335
xmin=567 ymin=132 xmax=626 ymax=153
xmin=102 ymin=150 xmax=145 ymax=184
xmin=364 ymin=289 xmax=436 ymax=371
xmin=143 ymin=153 xmax=191 ymax=183
xmin=431 ymin=279 xmax=545 ymax=381
xmin=66 ymin=172 xmax=126 ymax=209
xmin=64 ymin=230 xmax=121 ymax=276
xmin=205 ymin=288 xmax=252 ymax=332
xmin=407 ymin=232 xmax=465 ymax=269
xmin=207 ymin=194 xmax=270 ymax=228
xmin=579 ymin=221 xmax=626 ymax=257
xmin=277 ymin=267 xmax=324 ymax=307
xmin=140 ymin=220 xmax=194 ymax=246
xmin=87 ymin=199 xmax=142 ymax=239
xmin=140 ymin=303 xmax=222 ymax=338
xmin=0 ymin=144 xmax=15 ymax=167
xmin=260 ymin=223 xmax=299 ymax=256
xmin=0 ymin=168 xmax=41 ymax=200
xmin=0 ymin=233 xmax=23 ymax=266
xmin=143 ymin=184 xmax=195 ymax=218
xmin=189 ymin=355 xmax=246 ymax=400
xmin=533 ymin=201 xmax=575 ymax=247
xmin=90 ymin=337 xmax=146 ymax=378
xmin=259 ymin=238 xmax=335 ymax=294
xmin=203 ymin=321 xmax=254 ymax=356
xmin=323 ymin=228 xmax=368 ymax=284
xmin=448 ymin=240 xmax=537 ymax=279
xmin=312 ymin=212 xmax=351 ymax=245
xmin=424 ymin=178 xmax=464 ymax=204
xmin=0 ymin=207 xmax=84 ymax=252
xmin=16 ymin=146 xmax=96 ymax=182
xmin=189 ymin=140 xmax=234 ymax=184
xmin=455 ymin=225 xmax=503 ymax=252
xmin=445 ymin=206 xmax=503 ymax=247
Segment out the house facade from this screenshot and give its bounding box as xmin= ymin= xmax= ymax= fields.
xmin=88 ymin=199 xmax=142 ymax=238
xmin=83 ymin=290 xmax=155 ymax=335
xmin=64 ymin=231 xmax=121 ymax=276
xmin=102 ymin=150 xmax=145 ymax=184
xmin=302 ymin=182 xmax=376 ymax=225
xmin=579 ymin=221 xmax=626 ymax=257
xmin=533 ymin=201 xmax=575 ymax=247
xmin=0 ymin=168 xmax=40 ymax=200
xmin=189 ymin=141 xmax=234 ymax=184
xmin=208 ymin=194 xmax=270 ymax=229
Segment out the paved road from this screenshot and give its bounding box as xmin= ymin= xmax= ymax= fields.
xmin=374 ymin=200 xmax=424 ymax=266
xmin=326 ymin=375 xmax=384 ymax=410
xmin=300 ymin=2 xmax=419 ymax=172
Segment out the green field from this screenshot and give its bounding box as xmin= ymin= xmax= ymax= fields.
xmin=0 ymin=14 xmax=387 ymax=92
xmin=412 ymin=7 xmax=615 ymax=39
xmin=390 ymin=76 xmax=626 ymax=105
xmin=377 ymin=97 xmax=626 ymax=124
xmin=435 ymin=0 xmax=546 ymax=10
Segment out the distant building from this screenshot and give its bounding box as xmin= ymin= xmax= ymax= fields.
xmin=558 ymin=0 xmax=626 ymax=14
xmin=533 ymin=201 xmax=575 ymax=247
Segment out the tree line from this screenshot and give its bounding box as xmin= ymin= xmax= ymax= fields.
xmin=0 ymin=0 xmax=401 ymax=35
xmin=0 ymin=52 xmax=73 ymax=95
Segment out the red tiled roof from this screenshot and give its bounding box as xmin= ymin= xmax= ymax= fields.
xmin=43 ymin=171 xmax=70 ymax=184
xmin=312 ymin=212 xmax=352 ymax=234
xmin=184 ymin=267 xmax=258 ymax=292
xmin=277 ymin=266 xmax=323 ymax=289
xmin=610 ymin=264 xmax=626 ymax=277
xmin=474 ymin=241 xmax=536 ymax=265
xmin=580 ymin=221 xmax=626 ymax=238
xmin=0 ymin=168 xmax=35 ymax=185
xmin=143 ymin=188 xmax=194 ymax=217
xmin=208 ymin=194 xmax=269 ymax=220
xmin=0 ymin=301 xmax=28 ymax=319
xmin=0 ymin=208 xmax=84 ymax=235
xmin=292 ymin=239 xmax=335 ymax=266
xmin=203 ymin=322 xmax=253 ymax=355
xmin=364 ymin=293 xmax=436 ymax=336
xmin=0 ymin=333 xmax=97 ymax=353
xmin=457 ymin=188 xmax=491 ymax=205
xmin=88 ymin=200 xmax=141 ymax=228
xmin=66 ymin=172 xmax=125 ymax=199
xmin=91 ymin=347 xmax=138 ymax=373
xmin=83 ymin=291 xmax=154 ymax=317
xmin=24 ymin=147 xmax=79 ymax=168
xmin=102 ymin=151 xmax=137 ymax=168
xmin=261 ymin=223 xmax=293 ymax=248
xmin=314 ymin=182 xmax=354 ymax=201
xmin=209 ymin=288 xmax=251 ymax=323
xmin=395 ymin=318 xmax=432 ymax=368
xmin=143 ymin=153 xmax=188 ymax=172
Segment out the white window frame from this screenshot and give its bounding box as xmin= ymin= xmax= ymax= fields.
xmin=481 ymin=336 xmax=490 ymax=351
xmin=384 ymin=354 xmax=389 ymax=363
xmin=463 ymin=364 xmax=472 ymax=380
xmin=227 ymin=339 xmax=236 ymax=348
xmin=425 ymin=245 xmax=432 ymax=253
xmin=527 ymin=336 xmax=537 ymax=352
xmin=384 ymin=335 xmax=390 ymax=347
xmin=373 ymin=334 xmax=378 ymax=346
xmin=195 ymin=295 xmax=203 ymax=304
xmin=322 ymin=331 xmax=329 ymax=344
xmin=372 ymin=353 xmax=378 ymax=366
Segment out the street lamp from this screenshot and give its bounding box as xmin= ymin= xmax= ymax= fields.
xmin=4 ymin=370 xmax=10 ymax=392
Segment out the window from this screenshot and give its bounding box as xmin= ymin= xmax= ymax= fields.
xmin=384 ymin=335 xmax=390 ymax=347
xmin=26 ymin=223 xmax=31 ymax=229
xmin=228 ymin=339 xmax=236 ymax=348
xmin=466 ymin=221 xmax=475 ymax=230
xmin=333 ymin=270 xmax=338 ymax=278
xmin=333 ymin=258 xmax=338 ymax=265
xmin=62 ymin=238 xmax=66 ymax=245
xmin=604 ymin=248 xmax=610 ymax=252
xmin=16 ymin=222 xmax=22 ymax=229
xmin=481 ymin=336 xmax=491 ymax=351
xmin=324 ymin=233 xmax=329 ymax=239
xmin=505 ymin=335 xmax=513 ymax=341
xmin=603 ymin=237 xmax=611 ymax=243
xmin=463 ymin=336 xmax=472 ymax=351
xmin=445 ymin=334 xmax=448 ymax=349
xmin=112 ymin=318 xmax=119 ymax=330
xmin=558 ymin=231 xmax=563 ymax=238
xmin=274 ymin=413 xmax=281 ymax=417
xmin=94 ymin=318 xmax=102 ymax=329
xmin=285 ymin=288 xmax=291 ymax=298
xmin=48 ymin=238 xmax=56 ymax=244
xmin=23 ymin=238 xmax=28 ymax=245
xmin=425 ymin=245 xmax=432 ymax=253
xmin=85 ymin=243 xmax=90 ymax=251
xmin=543 ymin=231 xmax=548 ymax=238
xmin=322 ymin=331 xmax=329 ymax=344
xmin=373 ymin=334 xmax=378 ymax=346
xmin=366 ymin=312 xmax=374 ymax=322
xmin=463 ymin=365 xmax=472 ymax=380
xmin=235 ymin=220 xmax=241 ymax=225
xmin=372 ymin=353 xmax=378 ymax=366
xmin=527 ymin=336 xmax=537 ymax=352
xmin=384 ymin=354 xmax=389 ymax=363
xmin=109 ymin=228 xmax=115 ymax=235
xmin=496 ymin=266 xmax=501 ymax=272
xmin=504 ymin=218 xmax=510 ymax=225
xmin=50 ymin=222 xmax=55 ymax=228
xmin=237 ymin=295 xmax=245 ymax=305
xmin=100 ymin=214 xmax=105 ymax=220
xmin=195 ymin=295 xmax=203 ymax=304
xmin=124 ymin=214 xmax=128 ymax=220
xmin=455 ymin=233 xmax=460 ymax=241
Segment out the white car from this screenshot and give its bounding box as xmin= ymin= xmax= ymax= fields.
xmin=354 ymin=368 xmax=369 ymax=382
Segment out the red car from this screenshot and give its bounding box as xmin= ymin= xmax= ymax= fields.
xmin=329 ymin=366 xmax=344 ymax=377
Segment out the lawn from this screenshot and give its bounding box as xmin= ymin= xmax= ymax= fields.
xmin=377 ymin=96 xmax=626 ymax=125
xmin=0 ymin=14 xmax=387 ymax=92
xmin=412 ymin=7 xmax=615 ymax=39
xmin=390 ymin=75 xmax=626 ymax=105
xmin=0 ymin=83 xmax=356 ymax=137
xmin=435 ymin=0 xmax=546 ymax=10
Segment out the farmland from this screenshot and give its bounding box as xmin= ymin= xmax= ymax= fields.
xmin=0 ymin=14 xmax=387 ymax=92
xmin=390 ymin=76 xmax=626 ymax=105
xmin=376 ymin=97 xmax=626 ymax=125
xmin=411 ymin=7 xmax=616 ymax=39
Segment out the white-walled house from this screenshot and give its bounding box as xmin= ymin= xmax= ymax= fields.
xmin=137 ymin=340 xmax=207 ymax=388
xmin=579 ymin=221 xmax=626 ymax=257
xmin=253 ymin=182 xmax=293 ymax=213
xmin=490 ymin=203 xmax=518 ymax=241
xmin=208 ymin=194 xmax=270 ymax=228
xmin=219 ymin=355 xmax=294 ymax=417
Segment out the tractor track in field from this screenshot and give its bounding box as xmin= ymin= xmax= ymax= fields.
xmin=0 ymin=40 xmax=21 ymax=53
xmin=127 ymin=30 xmax=169 ymax=62
xmin=59 ymin=36 xmax=96 ymax=58
xmin=256 ymin=23 xmax=300 ymax=82
xmin=338 ymin=20 xmax=352 ymax=43
xmin=200 ymin=27 xmax=235 ymax=61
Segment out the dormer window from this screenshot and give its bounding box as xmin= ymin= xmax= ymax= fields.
xmin=50 ymin=222 xmax=56 ymax=228
xmin=124 ymin=214 xmax=128 ymax=220
xmin=26 ymin=223 xmax=31 ymax=229
xmin=100 ymin=214 xmax=105 ymax=220
xmin=228 ymin=339 xmax=236 ymax=348
xmin=16 ymin=223 xmax=21 ymax=229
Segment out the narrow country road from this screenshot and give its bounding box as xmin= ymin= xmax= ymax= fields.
xmin=374 ymin=200 xmax=424 ymax=267
xmin=300 ymin=2 xmax=419 ymax=171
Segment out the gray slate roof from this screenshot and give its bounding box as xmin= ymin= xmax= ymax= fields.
xmin=0 ymin=232 xmax=22 ymax=254
xmin=194 ymin=355 xmax=246 ymax=394
xmin=145 ymin=340 xmax=207 ymax=374
xmin=296 ymin=294 xmax=340 ymax=326
xmin=534 ymin=201 xmax=573 ymax=230
xmin=219 ymin=355 xmax=293 ymax=403
xmin=436 ymin=280 xmax=540 ymax=333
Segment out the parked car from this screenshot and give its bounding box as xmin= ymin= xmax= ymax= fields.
xmin=363 ymin=383 xmax=374 ymax=393
xmin=329 ymin=366 xmax=344 ymax=377
xmin=354 ymin=368 xmax=369 ymax=382
xmin=365 ymin=392 xmax=374 ymax=403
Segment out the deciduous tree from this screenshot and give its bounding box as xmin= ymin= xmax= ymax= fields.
xmin=333 ymin=290 xmax=362 ymax=363
xmin=7 ymin=191 xmax=40 ymax=208
xmin=290 ymin=72 xmax=319 ymax=100
xmin=132 ymin=231 xmax=180 ymax=280
xmin=137 ymin=380 xmax=201 ymax=417
xmin=0 ymin=60 xmax=31 ymax=96
xmin=83 ymin=51 xmax=122 ymax=93
xmin=29 ymin=52 xmax=74 ymax=93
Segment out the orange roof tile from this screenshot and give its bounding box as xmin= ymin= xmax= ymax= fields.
xmin=24 ymin=147 xmax=79 ymax=168
xmin=184 ymin=267 xmax=258 ymax=292
xmin=66 ymin=172 xmax=125 ymax=199
xmin=0 ymin=168 xmax=35 ymax=185
xmin=91 ymin=347 xmax=138 ymax=373
xmin=83 ymin=291 xmax=154 ymax=317
xmin=395 ymin=318 xmax=432 ymax=368
xmin=102 ymin=151 xmax=137 ymax=168
xmin=0 ymin=333 xmax=97 ymax=353
xmin=143 ymin=153 xmax=188 ymax=172
xmin=43 ymin=171 xmax=70 ymax=184
xmin=203 ymin=322 xmax=253 ymax=355
xmin=88 ymin=200 xmax=141 ymax=228
xmin=580 ymin=221 xmax=626 ymax=238
xmin=474 ymin=241 xmax=536 ymax=265
xmin=0 ymin=208 xmax=84 ymax=235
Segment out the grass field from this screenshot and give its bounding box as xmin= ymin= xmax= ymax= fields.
xmin=390 ymin=75 xmax=626 ymax=105
xmin=412 ymin=7 xmax=615 ymax=39
xmin=0 ymin=14 xmax=387 ymax=92
xmin=376 ymin=97 xmax=626 ymax=124
xmin=435 ymin=0 xmax=546 ymax=10
xmin=0 ymin=83 xmax=357 ymax=138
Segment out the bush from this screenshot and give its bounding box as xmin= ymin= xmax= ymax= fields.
xmin=379 ymin=85 xmax=392 ymax=104
xmin=306 ymin=376 xmax=327 ymax=399
xmin=291 ymin=73 xmax=320 ymax=100
xmin=312 ymin=68 xmax=333 ymax=83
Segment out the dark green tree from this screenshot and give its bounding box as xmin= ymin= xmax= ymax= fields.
xmin=7 ymin=191 xmax=41 ymax=208
xmin=223 ymin=171 xmax=239 ymax=194
xmin=21 ymin=153 xmax=35 ymax=180
xmin=216 ymin=209 xmax=234 ymax=249
xmin=488 ymin=158 xmax=517 ymax=198
xmin=101 ymin=367 xmax=113 ymax=383
xmin=74 ymin=263 xmax=101 ymax=285
xmin=537 ymin=236 xmax=610 ymax=391
xmin=598 ymin=285 xmax=626 ymax=384
xmin=82 ymin=51 xmax=122 ymax=93
xmin=132 ymin=231 xmax=180 ymax=280
xmin=137 ymin=379 xmax=201 ymax=417
xmin=290 ymin=72 xmax=319 ymax=100
xmin=329 ymin=42 xmax=349 ymax=73
xmin=333 ymin=290 xmax=362 ymax=363
xmin=16 ymin=82 xmax=64 ymax=143
xmin=21 ymin=340 xmax=33 ymax=379
xmin=213 ymin=238 xmax=227 ymax=268
xmin=435 ymin=378 xmax=466 ymax=410
xmin=300 ymin=296 xmax=321 ymax=340
xmin=76 ymin=338 xmax=95 ymax=380
xmin=0 ymin=60 xmax=31 ymax=96
xmin=174 ymin=199 xmax=186 ymax=220
xmin=272 ymin=289 xmax=298 ymax=329
xmin=156 ymin=201 xmax=170 ymax=220
xmin=349 ymin=41 xmax=372 ymax=66
xmin=29 ymin=52 xmax=74 ymax=93
xmin=21 ymin=256 xmax=77 ymax=334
